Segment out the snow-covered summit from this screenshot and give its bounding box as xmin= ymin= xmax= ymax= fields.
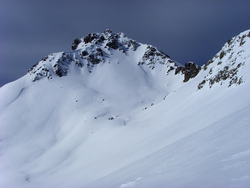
xmin=28 ymin=29 xmax=180 ymax=82
xmin=197 ymin=29 xmax=250 ymax=89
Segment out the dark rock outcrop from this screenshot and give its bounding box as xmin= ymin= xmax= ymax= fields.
xmin=72 ymin=38 xmax=81 ymax=50
xmin=183 ymin=62 xmax=201 ymax=82
xmin=175 ymin=62 xmax=201 ymax=82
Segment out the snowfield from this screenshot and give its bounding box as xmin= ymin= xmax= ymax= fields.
xmin=0 ymin=29 xmax=250 ymax=188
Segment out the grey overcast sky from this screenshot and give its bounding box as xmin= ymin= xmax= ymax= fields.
xmin=0 ymin=0 xmax=249 ymax=87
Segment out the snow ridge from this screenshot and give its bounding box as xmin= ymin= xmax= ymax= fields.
xmin=198 ymin=29 xmax=250 ymax=89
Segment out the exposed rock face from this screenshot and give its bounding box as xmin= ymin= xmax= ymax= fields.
xmin=183 ymin=62 xmax=201 ymax=82
xmin=175 ymin=62 xmax=201 ymax=82
xmin=53 ymin=53 xmax=82 ymax=77
xmin=79 ymin=29 xmax=140 ymax=53
xmin=28 ymin=56 xmax=52 ymax=81
xmin=71 ymin=38 xmax=81 ymax=50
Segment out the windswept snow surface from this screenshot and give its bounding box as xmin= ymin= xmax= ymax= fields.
xmin=0 ymin=29 xmax=250 ymax=188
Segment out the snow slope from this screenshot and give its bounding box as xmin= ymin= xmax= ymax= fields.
xmin=0 ymin=29 xmax=250 ymax=188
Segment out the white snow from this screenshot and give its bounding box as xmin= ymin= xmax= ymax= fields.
xmin=0 ymin=29 xmax=250 ymax=188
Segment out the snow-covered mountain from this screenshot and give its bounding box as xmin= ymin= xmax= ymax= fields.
xmin=0 ymin=29 xmax=250 ymax=188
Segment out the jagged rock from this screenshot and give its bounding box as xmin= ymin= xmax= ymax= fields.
xmin=106 ymin=39 xmax=119 ymax=50
xmin=72 ymin=38 xmax=81 ymax=50
xmin=197 ymin=30 xmax=249 ymax=90
xmin=166 ymin=66 xmax=175 ymax=74
xmin=219 ymin=51 xmax=226 ymax=59
xmin=28 ymin=56 xmax=53 ymax=82
xmin=183 ymin=62 xmax=201 ymax=82
xmin=198 ymin=80 xmax=206 ymax=89
xmin=88 ymin=54 xmax=101 ymax=64
xmin=138 ymin=45 xmax=173 ymax=70
xmin=198 ymin=62 xmax=245 ymax=89
xmin=204 ymin=59 xmax=214 ymax=70
xmin=84 ymin=33 xmax=99 ymax=44
xmin=80 ymin=47 xmax=104 ymax=65
xmin=53 ymin=53 xmax=77 ymax=77
xmin=207 ymin=64 xmax=243 ymax=88
xmin=174 ymin=62 xmax=201 ymax=82
xmin=175 ymin=66 xmax=185 ymax=75
xmin=32 ymin=66 xmax=52 ymax=82
xmin=82 ymin=51 xmax=89 ymax=56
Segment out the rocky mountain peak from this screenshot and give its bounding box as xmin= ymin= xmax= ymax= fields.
xmin=71 ymin=29 xmax=140 ymax=52
xmin=27 ymin=29 xmax=183 ymax=84
xmin=197 ymin=29 xmax=250 ymax=90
